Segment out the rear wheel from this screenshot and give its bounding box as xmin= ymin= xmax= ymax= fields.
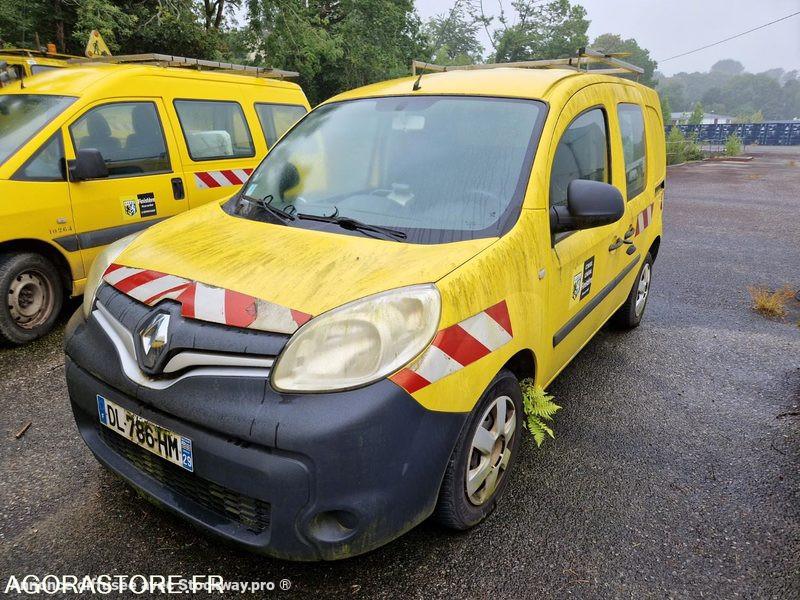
xmin=612 ymin=251 xmax=653 ymax=329
xmin=0 ymin=252 xmax=64 ymax=346
xmin=433 ymin=369 xmax=523 ymax=530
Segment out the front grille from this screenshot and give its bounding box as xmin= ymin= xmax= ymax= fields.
xmin=99 ymin=426 xmax=271 ymax=534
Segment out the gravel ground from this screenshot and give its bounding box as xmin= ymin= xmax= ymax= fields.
xmin=1 ymin=148 xmax=798 ymax=599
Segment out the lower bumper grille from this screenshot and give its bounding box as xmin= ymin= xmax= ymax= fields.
xmin=98 ymin=427 xmax=271 ymax=534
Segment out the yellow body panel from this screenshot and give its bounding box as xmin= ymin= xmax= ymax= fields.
xmin=0 ymin=64 xmax=310 ymax=296
xmin=83 ymin=67 xmax=664 ymax=414
xmin=116 ymin=202 xmax=497 ymax=316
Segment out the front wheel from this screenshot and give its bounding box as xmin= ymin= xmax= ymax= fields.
xmin=612 ymin=251 xmax=653 ymax=329
xmin=433 ymin=369 xmax=523 ymax=530
xmin=0 ymin=252 xmax=64 ymax=346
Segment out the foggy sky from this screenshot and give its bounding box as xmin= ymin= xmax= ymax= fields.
xmin=415 ymin=0 xmax=800 ymax=76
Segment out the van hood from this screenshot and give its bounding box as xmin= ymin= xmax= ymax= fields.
xmin=113 ymin=202 xmax=495 ymax=323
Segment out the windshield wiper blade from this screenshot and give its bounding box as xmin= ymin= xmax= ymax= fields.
xmin=239 ymin=194 xmax=296 ymax=224
xmin=297 ymin=212 xmax=407 ymax=240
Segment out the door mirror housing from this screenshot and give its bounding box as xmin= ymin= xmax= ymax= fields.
xmin=550 ymin=179 xmax=625 ymax=233
xmin=68 ymin=148 xmax=108 ymax=181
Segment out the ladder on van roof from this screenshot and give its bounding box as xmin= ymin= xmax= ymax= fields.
xmin=412 ymin=47 xmax=644 ymax=78
xmin=68 ymin=54 xmax=299 ymax=80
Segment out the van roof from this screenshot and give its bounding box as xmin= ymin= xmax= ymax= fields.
xmin=0 ymin=63 xmax=304 ymax=95
xmin=327 ymin=67 xmax=649 ymax=104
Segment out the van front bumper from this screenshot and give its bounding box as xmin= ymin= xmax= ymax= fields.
xmin=65 ymin=310 xmax=468 ymax=560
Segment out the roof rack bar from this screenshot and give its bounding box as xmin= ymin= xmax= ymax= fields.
xmin=578 ymin=47 xmax=644 ymax=74
xmin=67 ymin=53 xmax=298 ymax=79
xmin=411 ymin=47 xmax=643 ymax=77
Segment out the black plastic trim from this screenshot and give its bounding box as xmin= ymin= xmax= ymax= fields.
xmin=76 ymin=218 xmax=166 ymax=250
xmin=53 ymin=234 xmax=80 ymax=252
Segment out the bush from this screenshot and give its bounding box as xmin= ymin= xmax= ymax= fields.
xmin=725 ymin=134 xmax=743 ymax=156
xmin=666 ymin=127 xmax=703 ymax=165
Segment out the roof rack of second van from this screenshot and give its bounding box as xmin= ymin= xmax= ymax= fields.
xmin=67 ymin=54 xmax=299 ymax=80
xmin=411 ymin=47 xmax=644 ymax=78
xmin=1 ymin=47 xmax=78 ymax=60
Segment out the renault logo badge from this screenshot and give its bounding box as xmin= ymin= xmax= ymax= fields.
xmin=140 ymin=313 xmax=170 ymax=357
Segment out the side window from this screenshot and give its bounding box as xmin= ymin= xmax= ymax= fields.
xmin=254 ymin=103 xmax=307 ymax=147
xmin=70 ymin=102 xmax=170 ymax=177
xmin=174 ymin=100 xmax=255 ymax=160
xmin=30 ymin=65 xmax=61 ymax=75
xmin=617 ymin=103 xmax=646 ymax=199
xmin=13 ymin=132 xmax=65 ymax=181
xmin=549 ymin=108 xmax=609 ymax=208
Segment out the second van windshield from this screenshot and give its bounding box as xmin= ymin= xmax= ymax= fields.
xmin=232 ymin=95 xmax=544 ymax=244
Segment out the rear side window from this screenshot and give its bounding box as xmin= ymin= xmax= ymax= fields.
xmin=13 ymin=132 xmax=64 ymax=181
xmin=174 ymin=100 xmax=255 ymax=160
xmin=30 ymin=65 xmax=61 ymax=75
xmin=70 ymin=102 xmax=170 ymax=177
xmin=550 ymin=108 xmax=609 ymax=208
xmin=254 ymin=103 xmax=307 ymax=147
xmin=617 ymin=103 xmax=646 ymax=199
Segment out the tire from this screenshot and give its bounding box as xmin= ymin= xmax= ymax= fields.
xmin=433 ymin=369 xmax=523 ymax=530
xmin=612 ymin=251 xmax=654 ymax=330
xmin=0 ymin=252 xmax=64 ymax=346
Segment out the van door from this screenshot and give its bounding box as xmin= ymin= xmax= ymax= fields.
xmin=617 ymin=102 xmax=658 ymax=252
xmin=170 ymin=99 xmax=262 ymax=210
xmin=65 ymin=99 xmax=187 ymax=270
xmin=543 ymin=88 xmax=634 ymax=381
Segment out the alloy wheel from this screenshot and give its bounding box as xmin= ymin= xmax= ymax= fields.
xmin=466 ymin=395 xmax=516 ymax=506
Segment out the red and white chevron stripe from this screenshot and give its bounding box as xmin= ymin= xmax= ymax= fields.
xmin=102 ymin=264 xmax=311 ymax=334
xmin=390 ymin=300 xmax=513 ymax=394
xmin=194 ymin=169 xmax=253 ymax=189
xmin=635 ymin=203 xmax=654 ymax=236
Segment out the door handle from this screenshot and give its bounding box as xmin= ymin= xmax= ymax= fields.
xmin=171 ymin=177 xmax=185 ymax=200
xmin=624 ymin=226 xmax=635 ymax=240
xmin=609 ymin=237 xmax=624 ymax=252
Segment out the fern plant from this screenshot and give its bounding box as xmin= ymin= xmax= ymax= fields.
xmin=520 ymin=379 xmax=561 ymax=447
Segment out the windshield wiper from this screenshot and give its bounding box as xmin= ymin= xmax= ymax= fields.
xmin=297 ymin=210 xmax=407 ymax=240
xmin=239 ymin=193 xmax=296 ymax=224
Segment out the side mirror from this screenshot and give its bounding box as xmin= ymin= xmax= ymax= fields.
xmin=278 ymin=162 xmax=300 ymax=199
xmin=68 ymin=148 xmax=108 ymax=181
xmin=550 ymin=179 xmax=624 ymax=233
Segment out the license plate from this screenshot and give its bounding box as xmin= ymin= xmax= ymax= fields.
xmin=97 ymin=394 xmax=194 ymax=472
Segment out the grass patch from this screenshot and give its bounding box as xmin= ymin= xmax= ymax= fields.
xmin=520 ymin=379 xmax=561 ymax=447
xmin=747 ymin=285 xmax=795 ymax=320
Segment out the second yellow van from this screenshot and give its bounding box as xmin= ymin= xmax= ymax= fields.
xmin=0 ymin=58 xmax=309 ymax=344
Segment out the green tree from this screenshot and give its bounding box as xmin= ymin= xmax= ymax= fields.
xmin=244 ymin=0 xmax=424 ymax=104
xmin=659 ymin=92 xmax=671 ymax=122
xmin=423 ymin=0 xmax=483 ymax=65
xmin=688 ymin=102 xmax=704 ymax=125
xmin=591 ymin=33 xmax=657 ymax=87
xmin=476 ymin=0 xmax=589 ymax=63
xmin=70 ymin=0 xmax=136 ymax=53
xmin=710 ymin=59 xmax=744 ymax=77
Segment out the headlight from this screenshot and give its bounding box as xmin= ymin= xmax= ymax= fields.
xmin=272 ymin=284 xmax=441 ymax=392
xmin=81 ymin=233 xmax=140 ymax=317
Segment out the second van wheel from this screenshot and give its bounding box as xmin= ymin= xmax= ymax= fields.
xmin=0 ymin=252 xmax=64 ymax=346
xmin=612 ymin=252 xmax=654 ymax=330
xmin=433 ymin=369 xmax=523 ymax=530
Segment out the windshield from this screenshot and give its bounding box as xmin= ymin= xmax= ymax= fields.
xmin=229 ymin=95 xmax=544 ymax=243
xmin=0 ymin=94 xmax=75 ymax=166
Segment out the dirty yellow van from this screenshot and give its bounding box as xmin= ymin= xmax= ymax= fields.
xmin=65 ymin=52 xmax=664 ymax=560
xmin=0 ymin=57 xmax=309 ymax=344
xmin=0 ymin=48 xmax=72 ymax=84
